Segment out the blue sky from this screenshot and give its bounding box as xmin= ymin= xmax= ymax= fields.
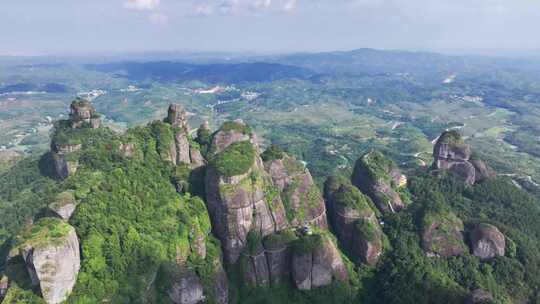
xmin=1 ymin=0 xmax=539 ymax=56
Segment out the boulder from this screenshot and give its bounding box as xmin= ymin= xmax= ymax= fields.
xmin=20 ymin=219 xmax=80 ymax=304
xmin=264 ymin=153 xmax=328 ymax=229
xmin=48 ymin=191 xmax=77 ymax=220
xmin=351 ymin=150 xmax=406 ymax=213
xmin=465 ymin=289 xmax=494 ymax=304
xmin=432 ymin=131 xmax=494 ymax=185
xmin=324 ymin=176 xmax=383 ymax=265
xmin=291 ymin=234 xmax=348 ymax=290
xmin=0 ymin=275 xmax=8 ymax=302
xmin=470 ymin=224 xmax=505 ymax=260
xmin=119 ymin=143 xmax=135 ymax=158
xmin=422 ymin=209 xmax=466 ymax=257
xmin=210 ymin=121 xmax=252 ymax=154
xmin=167 ymin=269 xmax=205 ymax=304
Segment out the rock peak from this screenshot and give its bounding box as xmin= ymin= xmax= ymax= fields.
xmin=69 ymin=98 xmax=100 ymax=129
xmin=167 ymin=103 xmax=189 ymax=131
xmin=432 ymin=130 xmax=495 ymax=185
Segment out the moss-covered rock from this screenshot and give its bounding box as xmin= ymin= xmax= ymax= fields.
xmin=324 ymin=176 xmax=383 ymax=265
xmin=265 ymin=152 xmax=328 ymax=229
xmin=291 ymin=233 xmax=348 ymax=290
xmin=351 ymin=150 xmax=406 ymax=213
xmin=209 ymin=141 xmax=255 ymax=177
xmin=48 ymin=191 xmax=77 ymax=220
xmin=432 ymin=130 xmax=495 ymax=185
xmin=421 ymin=209 xmax=467 ymax=257
xmin=18 ymin=218 xmax=80 ymax=304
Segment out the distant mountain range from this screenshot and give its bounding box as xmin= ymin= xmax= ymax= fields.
xmin=85 ymin=61 xmax=315 ymax=83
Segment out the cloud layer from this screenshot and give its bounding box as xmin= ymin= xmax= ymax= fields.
xmin=1 ymin=0 xmax=539 ymax=55
xmin=124 ymin=0 xmax=160 ymax=11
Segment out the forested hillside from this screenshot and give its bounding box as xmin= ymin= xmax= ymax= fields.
xmin=1 ymin=99 xmax=540 ymax=304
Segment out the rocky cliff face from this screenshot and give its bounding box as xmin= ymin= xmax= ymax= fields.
xmin=324 ymin=176 xmax=383 ymax=265
xmin=19 ymin=219 xmax=80 ymax=304
xmin=465 ymin=289 xmax=494 ymax=304
xmin=166 ymin=268 xmax=205 ymax=304
xmin=205 ymin=121 xmax=288 ymax=264
xmin=291 ymin=234 xmax=348 ymax=290
xmin=69 ymin=98 xmax=101 ymax=129
xmin=470 ymin=223 xmax=505 ymax=260
xmin=48 ymin=99 xmax=102 ymax=180
xmin=351 ymin=151 xmax=406 ymax=213
xmin=48 ymin=191 xmax=77 ymax=220
xmin=432 ymin=130 xmax=495 ymax=185
xmin=164 ymin=104 xmax=207 ymax=168
xmin=264 ymin=153 xmax=328 ymax=229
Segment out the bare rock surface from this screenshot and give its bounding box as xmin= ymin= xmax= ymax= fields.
xmin=324 ymin=176 xmax=383 ymax=265
xmin=264 ymin=154 xmax=328 ymax=229
xmin=291 ymin=234 xmax=348 ymax=290
xmin=167 ymin=269 xmax=205 ymax=304
xmin=48 ymin=191 xmax=77 ymax=220
xmin=20 ymin=220 xmax=80 ymax=304
xmin=205 ymin=122 xmax=288 ymax=264
xmin=470 ymin=223 xmax=505 ymax=260
xmin=351 ymin=150 xmax=406 ymax=213
xmin=432 ymin=130 xmax=495 ymax=185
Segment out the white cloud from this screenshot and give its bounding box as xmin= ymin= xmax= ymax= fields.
xmin=124 ymin=0 xmax=160 ymax=11
xmin=148 ymin=13 xmax=169 ymax=25
xmin=283 ymin=0 xmax=296 ymax=12
xmin=253 ymin=0 xmax=272 ymax=8
xmin=193 ymin=3 xmax=215 ymax=16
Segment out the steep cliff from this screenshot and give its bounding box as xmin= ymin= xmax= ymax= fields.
xmin=18 ymin=218 xmax=80 ymax=304
xmin=324 ymin=175 xmax=383 ymax=265
xmin=291 ymin=233 xmax=348 ymax=290
xmin=432 ymin=130 xmax=495 ymax=185
xmin=263 ymin=149 xmax=328 ymax=229
xmin=205 ymin=121 xmax=288 ymax=264
xmin=351 ymin=150 xmax=407 ymax=213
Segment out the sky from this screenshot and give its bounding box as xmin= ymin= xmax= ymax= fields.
xmin=1 ymin=0 xmax=540 ymax=56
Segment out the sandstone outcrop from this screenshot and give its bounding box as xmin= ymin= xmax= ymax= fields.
xmin=291 ymin=234 xmax=348 ymax=290
xmin=465 ymin=289 xmax=494 ymax=304
xmin=164 ymin=104 xmax=207 ymax=168
xmin=432 ymin=130 xmax=495 ymax=185
xmin=241 ymin=229 xmax=298 ymax=288
xmin=422 ymin=208 xmax=466 ymax=257
xmin=118 ymin=143 xmax=135 ymax=158
xmin=48 ymin=190 xmax=77 ymax=220
xmin=48 ymin=99 xmax=102 ymax=179
xmin=166 ymin=269 xmax=205 ymax=304
xmin=205 ymin=121 xmax=288 ymax=264
xmin=264 ymin=151 xmax=328 ymax=229
xmin=69 ymin=98 xmax=101 ymax=129
xmin=470 ymin=223 xmax=505 ymax=260
xmin=19 ymin=218 xmax=80 ymax=304
xmin=324 ymin=176 xmax=383 ymax=265
xmin=351 ymin=150 xmax=406 ymax=213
